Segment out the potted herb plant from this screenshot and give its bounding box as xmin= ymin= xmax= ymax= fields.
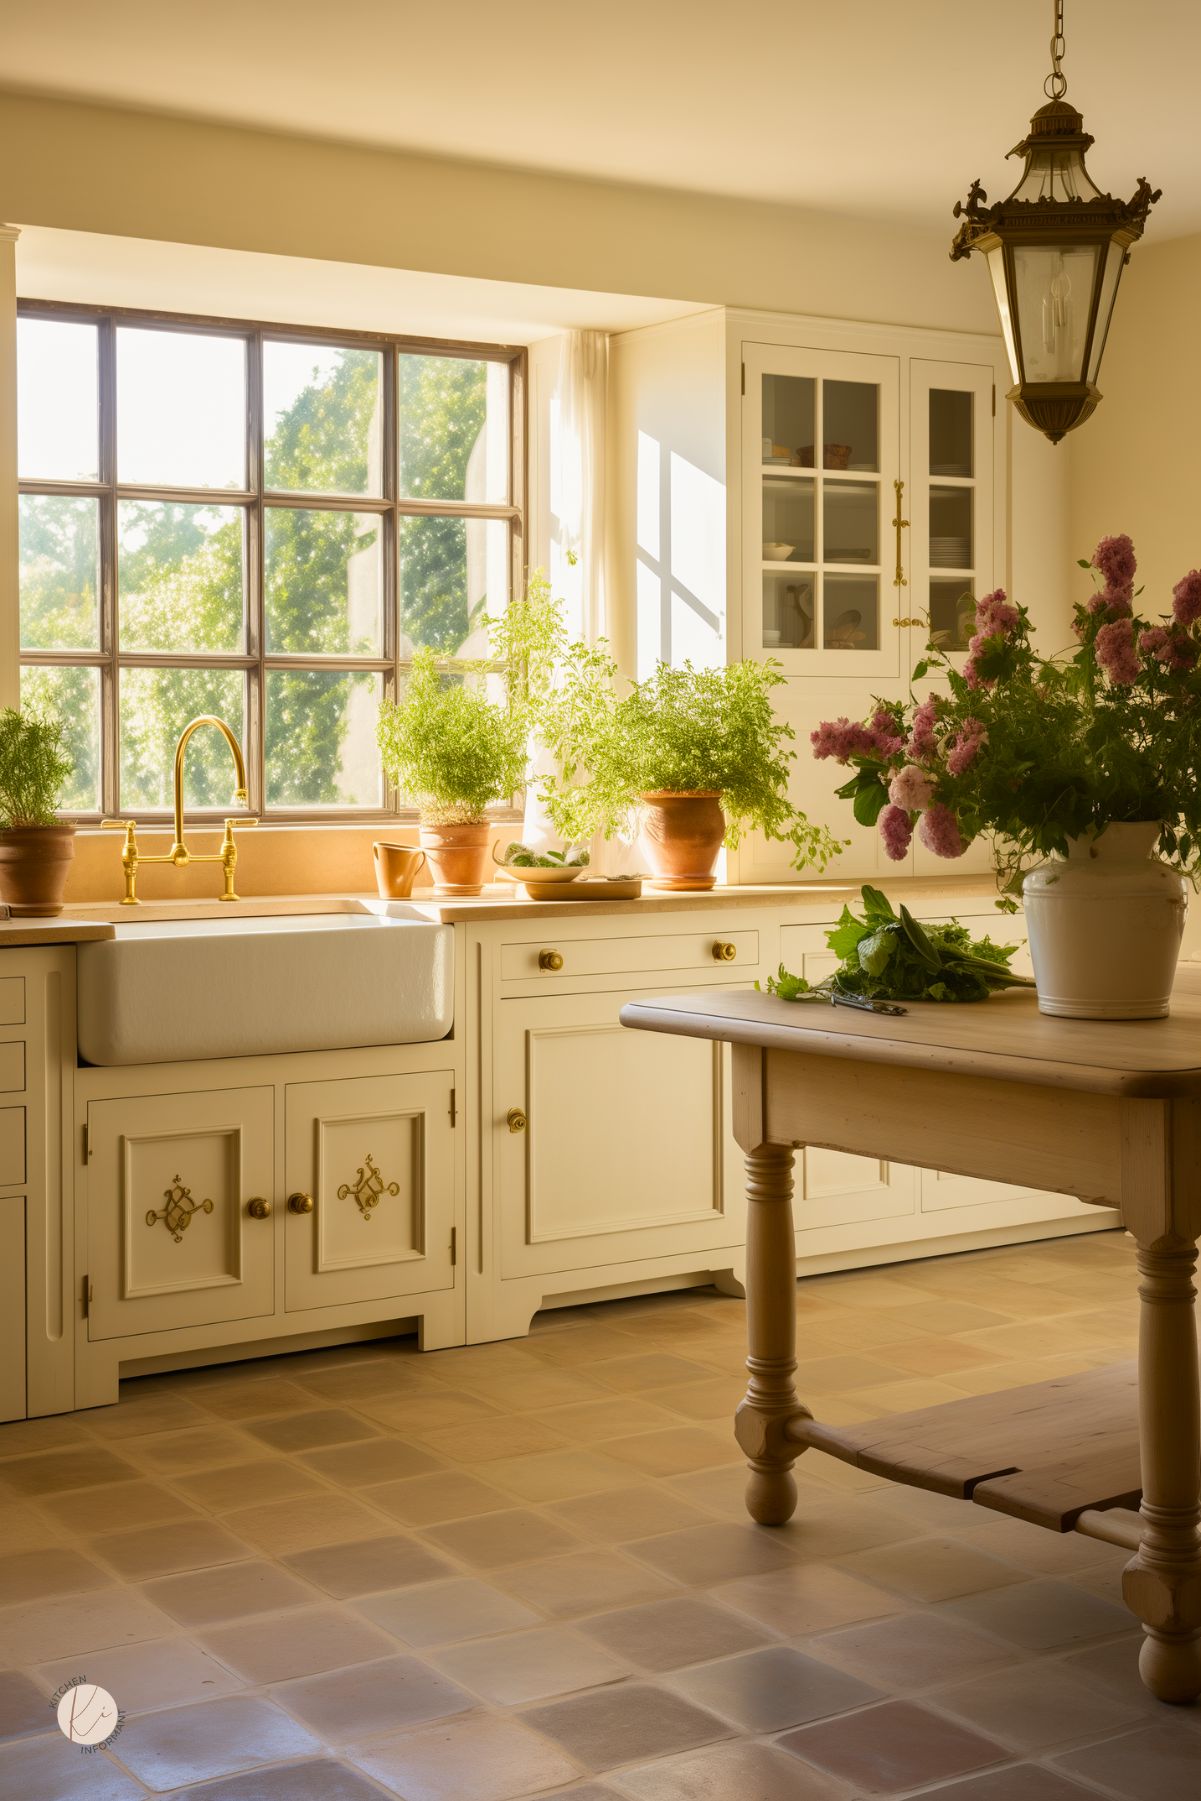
xmin=0 ymin=708 xmax=76 ymax=916
xmin=535 ymin=642 xmax=842 ymax=889
xmin=376 ymin=648 xmax=527 ymax=894
xmin=811 ymin=534 xmax=1201 ymax=1018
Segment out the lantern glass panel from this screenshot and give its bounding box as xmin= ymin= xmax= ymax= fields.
xmin=1012 ymin=244 xmax=1099 ymax=383
xmin=1012 ymin=144 xmax=1101 ymax=206
xmin=986 ymin=247 xmax=1020 ymax=385
xmin=1087 ymin=240 xmax=1127 ymax=386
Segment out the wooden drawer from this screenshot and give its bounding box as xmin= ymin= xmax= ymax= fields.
xmin=500 ymin=929 xmax=759 ymax=985
xmin=0 ymin=1107 xmax=26 ymax=1186
xmin=0 ymin=977 xmax=24 ymax=1027
xmin=0 ymin=1044 xmax=23 ymax=1094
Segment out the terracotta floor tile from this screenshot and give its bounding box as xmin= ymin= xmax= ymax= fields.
xmin=0 ymin=1587 xmax=175 ymax=1665
xmin=591 ymin=1355 xmax=716 ymax=1393
xmin=0 ymin=1417 xmax=88 ymax=1457
xmin=91 ymin=1520 xmax=246 ymax=1582
xmin=643 ymin=1377 xmax=746 ymax=1421
xmin=668 ymin=1644 xmax=880 ymax=1733
xmin=223 ymin=1492 xmax=387 ymax=1555
xmin=451 ymin=1366 xmax=609 ymax=1411
xmin=171 ymin=1458 xmax=326 ymax=1513
xmin=435 ymin=1624 xmax=628 ymax=1704
xmin=81 ymin=1394 xmax=212 ymax=1440
xmin=548 ymin=1485 xmax=714 ymax=1545
xmin=283 ymin=1533 xmax=454 ymax=1598
xmin=525 ymin=1680 xmax=733 ymax=1771
xmin=422 ymin=1507 xmax=581 ymax=1569
xmin=1056 ymin=1723 xmax=1201 ymax=1801
xmin=123 ymin=1427 xmax=256 ymax=1472
xmin=198 ymin=1605 xmax=397 ymax=1683
xmin=932 ymin=1656 xmax=1148 ymax=1750
xmin=811 ymin=1611 xmax=1018 ymax=1689
xmin=0 ymin=1547 xmax=112 ymax=1605
xmin=781 ymin=1698 xmax=1008 ymax=1793
xmin=115 ymin=1694 xmax=320 ymax=1789
xmin=144 ymin=1559 xmax=317 ymax=1626
xmin=39 ymin=1479 xmax=203 ymax=1535
xmin=0 ymin=1668 xmax=54 ymax=1739
xmin=356 ymin=1576 xmax=544 ymax=1647
xmin=35 ymin=1635 xmax=244 ymax=1714
xmin=615 ymin=1738 xmax=850 ymax=1800
xmin=167 ymin=1760 xmax=391 ymax=1801
xmin=914 ymin=1769 xmax=1113 ymax=1801
xmin=482 ymin=1450 xmax=634 ymax=1503
xmin=369 ymin=1470 xmax=511 ymax=1527
xmin=626 ymin=1521 xmax=800 ymax=1586
xmin=299 ymin=1437 xmax=440 ymax=1487
xmin=715 ymin=1564 xmax=902 ymax=1636
xmin=0 ymin=1735 xmax=145 ymax=1799
xmin=945 ymin=1579 xmax=1135 ymax=1652
xmin=578 ymin=1596 xmax=770 ymax=1672
xmin=296 ymin=1362 xmax=441 ymax=1404
xmin=871 ymin=1337 xmax=1003 ymax=1377
xmin=415 ymin=1417 xmax=572 ymax=1463
xmin=602 ymin=1428 xmax=740 ymax=1477
xmin=0 ymin=1499 xmax=68 ymax=1553
xmin=189 ymin=1377 xmax=319 ymax=1421
xmin=499 ymin=1550 xmax=678 ymax=1618
xmin=837 ymin=1538 xmax=1027 ymax=1604
xmin=357 ymin=1390 xmax=502 ymax=1435
xmin=348 ymin=1712 xmax=581 ymax=1801
xmin=530 ymin=1397 xmax=680 ymax=1445
xmin=275 ymin=1653 xmax=472 ymax=1741
xmin=246 ymin=1410 xmax=379 ymax=1454
xmin=0 ymin=1447 xmax=137 ymax=1495
xmin=523 ymin=1324 xmax=657 ymax=1366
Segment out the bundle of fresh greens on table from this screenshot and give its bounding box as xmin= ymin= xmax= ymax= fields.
xmin=760 ymin=885 xmax=1034 ymax=1009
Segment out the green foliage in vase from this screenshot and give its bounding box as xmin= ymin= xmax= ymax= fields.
xmin=376 ymin=649 xmax=527 ymax=823
xmin=0 ymin=708 xmax=74 ymax=829
xmin=532 ymin=642 xmax=844 ymax=873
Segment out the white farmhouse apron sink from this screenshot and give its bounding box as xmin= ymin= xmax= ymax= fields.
xmin=76 ymin=911 xmax=454 ymax=1065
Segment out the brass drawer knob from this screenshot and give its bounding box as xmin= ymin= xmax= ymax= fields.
xmin=538 ymin=949 xmax=564 ymax=971
xmin=288 ymin=1191 xmax=314 ymax=1214
xmin=246 ymin=1196 xmax=272 ymax=1219
xmin=712 ymin=941 xmax=737 ymax=962
xmin=507 ymin=1107 xmax=528 ymax=1133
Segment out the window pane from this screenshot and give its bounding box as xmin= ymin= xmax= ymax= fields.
xmin=120 ymin=668 xmax=246 ymax=812
xmin=399 ymin=516 xmax=509 ymax=657
xmin=265 ymin=508 xmax=383 ymax=655
xmin=17 ymin=318 xmax=99 ymax=482
xmin=19 ymin=495 xmax=100 ymax=652
xmin=265 ymin=670 xmax=383 ymax=809
xmin=118 ymin=502 xmax=245 ymax=654
xmin=20 ymin=665 xmax=101 ymax=813
xmin=264 ymin=342 xmax=383 ymax=496
xmin=117 ymin=327 xmax=246 ymax=489
xmin=398 ymin=355 xmax=508 ymax=503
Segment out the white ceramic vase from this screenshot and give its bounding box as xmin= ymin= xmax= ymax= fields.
xmin=1022 ymin=822 xmax=1187 ymax=1020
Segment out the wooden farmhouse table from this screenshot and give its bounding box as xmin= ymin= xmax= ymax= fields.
xmin=620 ymin=972 xmax=1201 ymax=1705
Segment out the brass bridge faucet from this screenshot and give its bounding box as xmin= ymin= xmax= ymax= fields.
xmin=102 ymin=716 xmax=256 ymax=905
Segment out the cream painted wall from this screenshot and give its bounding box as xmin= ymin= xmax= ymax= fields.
xmin=0 ymin=92 xmax=996 ymax=335
xmin=1068 ymin=235 xmax=1201 ymax=606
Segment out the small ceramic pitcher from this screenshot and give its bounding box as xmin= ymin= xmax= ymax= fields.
xmin=372 ymin=841 xmax=427 ymax=899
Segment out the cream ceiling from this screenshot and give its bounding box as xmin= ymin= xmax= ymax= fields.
xmin=1 ymin=0 xmax=1197 ymax=235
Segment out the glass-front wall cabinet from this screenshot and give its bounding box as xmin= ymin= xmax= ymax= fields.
xmin=908 ymin=359 xmax=995 ymax=665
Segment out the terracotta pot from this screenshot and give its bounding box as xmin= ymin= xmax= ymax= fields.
xmin=0 ymin=824 xmax=77 ymax=917
xmin=418 ymin=820 xmax=491 ymax=896
xmin=640 ymin=791 xmax=725 ymax=891
xmin=1022 ymin=821 xmax=1187 ymax=1019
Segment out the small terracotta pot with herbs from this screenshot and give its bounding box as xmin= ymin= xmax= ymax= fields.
xmin=0 ymin=708 xmax=76 ymax=917
xmin=376 ymin=648 xmax=527 ymax=895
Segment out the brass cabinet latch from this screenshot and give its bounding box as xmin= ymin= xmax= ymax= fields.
xmin=892 ymin=479 xmax=909 ymax=589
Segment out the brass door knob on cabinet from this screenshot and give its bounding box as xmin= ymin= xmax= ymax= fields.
xmin=712 ymin=941 xmax=737 ymax=962
xmin=246 ymin=1196 xmax=272 ymax=1219
xmin=288 ymin=1191 xmax=314 ymax=1214
xmin=506 ymin=1107 xmax=528 ymax=1133
xmin=538 ymin=949 xmax=564 ymax=971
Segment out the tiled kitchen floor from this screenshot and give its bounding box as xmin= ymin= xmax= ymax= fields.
xmin=1 ymin=1228 xmax=1198 ymax=1800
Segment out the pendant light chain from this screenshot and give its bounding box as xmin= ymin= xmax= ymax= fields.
xmin=1045 ymin=0 xmax=1068 ymax=100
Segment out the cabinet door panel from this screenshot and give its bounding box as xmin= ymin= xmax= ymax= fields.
xmin=0 ymin=1196 xmax=25 ymax=1420
xmin=86 ymin=1087 xmax=274 ymax=1340
xmin=496 ymin=989 xmax=742 ymax=1281
xmin=285 ymin=1071 xmax=456 ymax=1311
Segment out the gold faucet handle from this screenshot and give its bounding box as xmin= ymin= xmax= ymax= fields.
xmin=101 ymin=818 xmax=138 ymax=840
xmin=101 ymin=819 xmax=141 ymax=905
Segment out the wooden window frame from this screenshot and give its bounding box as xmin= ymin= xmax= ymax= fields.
xmin=16 ymin=299 xmax=527 ymax=823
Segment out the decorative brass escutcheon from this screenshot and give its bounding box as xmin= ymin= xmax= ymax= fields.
xmin=338 ymin=1153 xmax=400 ymax=1222
xmin=507 ymin=1107 xmax=528 ymax=1133
xmin=246 ymin=1196 xmax=272 ymax=1219
xmin=538 ymin=949 xmax=564 ymax=971
xmin=288 ymin=1191 xmax=315 ymax=1214
xmin=146 ymin=1176 xmax=214 ymax=1243
xmin=712 ymin=941 xmax=737 ymax=962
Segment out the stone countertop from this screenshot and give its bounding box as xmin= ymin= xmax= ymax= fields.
xmin=0 ymin=915 xmax=115 ymax=947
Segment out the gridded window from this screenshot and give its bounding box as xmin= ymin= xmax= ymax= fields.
xmin=16 ymin=307 xmax=524 ymax=818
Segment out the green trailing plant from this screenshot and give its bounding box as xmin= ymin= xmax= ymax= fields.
xmin=0 ymin=708 xmax=73 ymax=830
xmin=376 ymin=649 xmax=527 ymax=823
xmin=533 ymin=643 xmax=843 ymax=872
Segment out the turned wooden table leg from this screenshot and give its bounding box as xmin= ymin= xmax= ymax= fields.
xmin=1123 ymin=1238 xmax=1201 ymax=1703
xmin=735 ymin=1140 xmax=809 ymax=1526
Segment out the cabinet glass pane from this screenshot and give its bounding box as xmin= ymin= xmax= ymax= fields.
xmin=929 ymin=579 xmax=976 ymax=652
xmin=823 ymin=482 xmax=878 ymax=565
xmin=17 ymin=318 xmax=99 ymax=483
xmin=823 ymin=381 xmax=878 ymax=472
xmin=21 ymin=665 xmax=101 ymax=813
xmin=761 ymin=374 xmax=815 ymax=467
xmin=762 ymin=477 xmax=814 ymax=563
xmin=120 ymin=669 xmax=246 ymax=811
xmin=823 ymin=574 xmax=879 ymax=651
xmin=763 ymin=575 xmax=815 ymax=651
xmin=930 ymin=486 xmax=973 ymax=569
xmin=930 ymin=390 xmax=973 ymax=477
xmin=19 ymin=494 xmax=100 ymax=652
xmin=118 ymin=502 xmax=245 ymax=654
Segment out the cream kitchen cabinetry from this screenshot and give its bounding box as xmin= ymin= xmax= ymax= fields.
xmin=76 ymin=1044 xmax=463 ymax=1406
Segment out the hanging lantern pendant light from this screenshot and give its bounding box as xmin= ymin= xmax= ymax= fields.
xmin=951 ymin=0 xmax=1160 ymax=444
